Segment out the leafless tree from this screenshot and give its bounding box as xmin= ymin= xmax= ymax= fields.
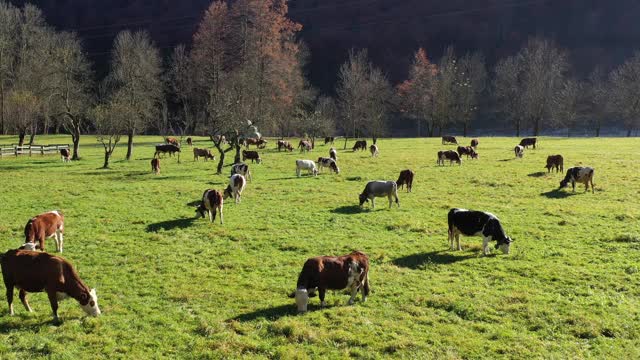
xmin=552 ymin=79 xmax=584 ymax=137
xmin=0 ymin=2 xmax=20 ymax=135
xmin=455 ymin=52 xmax=486 ymax=136
xmin=609 ymin=52 xmax=640 ymax=137
xmin=584 ymin=68 xmax=609 ymax=137
xmin=493 ymin=56 xmax=524 ymax=136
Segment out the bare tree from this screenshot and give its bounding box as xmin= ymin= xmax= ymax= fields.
xmin=364 ymin=65 xmax=392 ymax=144
xmin=0 ymin=2 xmax=20 ymax=135
xmin=456 ymin=52 xmax=486 ymax=136
xmin=431 ymin=47 xmax=458 ymax=136
xmin=552 ymin=79 xmax=584 ymax=137
xmin=92 ymin=87 xmax=127 ymax=169
xmin=106 ymin=30 xmax=163 ymax=160
xmin=5 ymin=89 xmax=37 ymax=144
xmin=298 ymin=95 xmax=337 ymax=146
xmin=493 ymin=56 xmax=524 ymax=136
xmin=168 ymin=44 xmax=196 ymax=135
xmin=609 ymin=52 xmax=640 ymax=137
xmin=585 ymin=68 xmax=609 ymax=137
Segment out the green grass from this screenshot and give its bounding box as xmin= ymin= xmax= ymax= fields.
xmin=0 ymin=135 xmax=639 ymax=359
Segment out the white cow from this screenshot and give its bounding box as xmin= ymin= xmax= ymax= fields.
xmin=296 ymin=160 xmax=318 ymax=177
xmin=223 ymin=174 xmax=247 ymax=204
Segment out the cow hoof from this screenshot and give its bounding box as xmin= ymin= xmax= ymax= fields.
xmin=348 ymin=299 xmax=355 ymax=305
xmin=320 ymin=301 xmax=327 ymax=307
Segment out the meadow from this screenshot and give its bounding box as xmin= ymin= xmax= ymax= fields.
xmin=0 ymin=135 xmax=639 ymax=359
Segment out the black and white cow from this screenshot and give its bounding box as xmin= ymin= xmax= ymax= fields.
xmin=195 ymin=189 xmax=224 ymax=224
xmin=231 ymin=163 xmax=252 ymax=182
xmin=559 ymin=167 xmax=595 ymax=193
xmin=447 ymin=208 xmax=513 ymax=255
xmin=514 ymin=145 xmax=524 ymax=158
xmin=317 ymin=157 xmax=340 ymax=174
xmin=329 ymin=147 xmax=337 ymax=161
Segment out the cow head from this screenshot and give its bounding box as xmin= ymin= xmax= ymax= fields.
xmin=195 ymin=203 xmax=207 ymax=218
xmin=19 ymin=242 xmax=37 ymax=251
xmin=359 ymin=193 xmax=368 ymax=207
xmin=80 ymin=288 xmax=101 ymax=317
xmin=559 ymin=179 xmax=569 ymax=189
xmin=295 ymin=288 xmax=309 ymax=313
xmin=495 ymin=237 xmax=513 ymax=254
xmin=223 ymin=185 xmax=233 ymax=199
xmin=331 ymin=163 xmax=340 ymax=174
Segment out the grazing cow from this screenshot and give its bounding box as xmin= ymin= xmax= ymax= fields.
xmin=193 ymin=148 xmax=215 ymax=161
xmin=151 ymin=158 xmax=160 ymax=175
xmin=324 ymin=136 xmax=335 ymax=145
xmin=60 ymin=149 xmax=71 ymax=162
xmin=223 ymin=174 xmax=247 ymax=204
xmin=242 ymin=150 xmax=262 ymax=164
xmin=165 ymin=137 xmax=179 ymax=146
xmin=289 ymin=251 xmax=370 ymax=312
xmin=514 ymin=145 xmax=524 ymax=158
xmin=370 ymin=144 xmax=379 ymax=157
xmin=437 ymin=150 xmax=462 ymax=166
xmin=277 ymin=140 xmax=293 ymax=152
xmin=18 ymin=243 xmax=38 ymax=251
xmin=442 ymin=136 xmax=458 ymax=145
xmin=545 ymin=155 xmax=564 ymax=173
xmin=296 ymin=160 xmax=318 ymax=177
xmin=231 ymin=163 xmax=252 ymax=182
xmin=519 ymin=137 xmax=537 ymax=149
xmin=457 ymin=146 xmax=478 ymax=159
xmin=245 ymin=137 xmax=267 ymax=149
xmin=317 ymin=157 xmax=340 ymax=174
xmin=195 ymin=189 xmax=224 ymax=224
xmin=396 ymin=169 xmax=414 ymax=193
xmin=329 ymin=147 xmax=337 ymax=161
xmin=559 ymin=167 xmax=595 ymax=193
xmin=298 ymin=140 xmax=312 ymax=152
xmin=24 ymin=211 xmax=64 ymax=253
xmin=471 ymin=138 xmax=479 ymax=148
xmin=1 ymin=250 xmax=101 ymax=322
xmin=359 ymin=181 xmax=399 ymax=209
xmin=155 ymin=144 xmax=181 ymax=158
xmin=186 ymin=137 xmax=193 ymax=146
xmin=447 ymin=208 xmax=513 ymax=255
xmin=352 ymin=140 xmax=367 ymax=151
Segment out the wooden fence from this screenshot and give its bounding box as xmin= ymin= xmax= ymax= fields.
xmin=0 ymin=144 xmax=70 ymax=157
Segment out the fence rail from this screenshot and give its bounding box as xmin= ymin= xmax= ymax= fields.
xmin=0 ymin=144 xmax=70 ymax=157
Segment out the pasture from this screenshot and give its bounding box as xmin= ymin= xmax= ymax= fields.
xmin=0 ymin=135 xmax=639 ymax=359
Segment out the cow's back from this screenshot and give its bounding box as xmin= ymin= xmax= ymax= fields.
xmin=1 ymin=250 xmax=64 ymax=292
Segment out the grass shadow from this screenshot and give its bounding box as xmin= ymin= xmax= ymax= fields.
xmin=267 ymin=176 xmax=302 ymax=181
xmin=392 ymin=251 xmax=474 ymax=269
xmin=527 ymin=171 xmax=547 ymax=178
xmin=229 ymin=304 xmax=296 ymax=322
xmin=0 ymin=318 xmax=59 ymax=334
xmin=330 ymin=205 xmax=362 ymax=214
xmin=345 ymin=176 xmax=362 ymax=181
xmin=186 ymin=200 xmax=201 ymax=207
xmin=540 ymin=189 xmax=577 ymax=199
xmin=146 ymin=217 xmax=196 ymax=232
xmin=498 ymin=158 xmax=514 ymax=162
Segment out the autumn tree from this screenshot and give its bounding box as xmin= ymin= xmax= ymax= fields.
xmin=609 ymin=52 xmax=640 ymax=137
xmin=397 ymin=48 xmax=438 ymax=136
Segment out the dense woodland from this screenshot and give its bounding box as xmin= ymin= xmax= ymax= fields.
xmin=0 ymin=1 xmax=639 ymax=165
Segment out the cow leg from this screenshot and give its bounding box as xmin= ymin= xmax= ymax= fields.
xmin=362 ymin=274 xmax=370 ymax=302
xmin=590 ymin=179 xmax=595 ymax=194
xmin=56 ymin=230 xmax=63 ymax=252
xmin=388 ymin=194 xmax=393 ymax=208
xmin=19 ymin=289 xmax=32 ymax=312
xmin=348 ymin=285 xmax=358 ymax=305
xmin=209 ymin=209 xmax=214 ymax=223
xmin=482 ymin=237 xmax=490 ymax=255
xmin=371 ymin=198 xmax=375 ymax=209
xmin=6 ymin=285 xmax=14 ymax=315
xmin=46 ymin=289 xmax=59 ymax=322
xmin=219 ymin=206 xmax=224 ymax=225
xmin=456 ymin=233 xmax=462 ymax=251
xmin=319 ymin=288 xmax=327 ymax=307
xmin=38 ymin=237 xmax=45 ymax=253
xmin=448 ymin=229 xmax=454 ymax=250
xmin=572 ymin=181 xmax=576 ymax=192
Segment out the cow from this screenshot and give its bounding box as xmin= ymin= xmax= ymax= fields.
xmin=447 ymin=208 xmax=513 ymax=256
xmin=242 ymin=150 xmax=262 ymax=164
xmin=352 ymin=140 xmax=367 ymax=151
xmin=195 ymin=189 xmax=224 ymax=224
xmin=296 ymin=160 xmax=318 ymax=177
xmin=1 ymin=250 xmax=101 ymax=322
xmin=370 ymin=144 xmax=379 ymax=157
xmin=231 ymin=163 xmax=252 ymax=182
xmin=186 ymin=137 xmax=193 ymax=146
xmin=277 ymin=140 xmax=293 ymax=152
xmin=559 ymin=167 xmax=595 ymax=193
xmin=324 ymin=136 xmax=335 ymax=145
xmin=212 ymin=135 xmax=226 ymax=145
xmin=223 ymin=174 xmax=247 ymax=204
xmin=60 ymin=148 xmax=71 ymax=162
xmin=151 ymin=158 xmax=160 ymax=175
xmin=289 ymin=251 xmax=370 ymax=313
xmin=359 ymin=181 xmax=399 ymax=209
xmin=18 ymin=243 xmax=38 ymax=251
xmin=545 ymin=155 xmax=564 ymax=173
xmin=245 ymin=137 xmax=267 ymax=149
xmin=437 ymin=150 xmax=462 ymax=166
xmin=155 ymin=144 xmax=181 ymax=158
xmin=317 ymin=157 xmax=340 ymax=174
xmin=514 ymin=145 xmax=524 ymax=158
xmin=471 ymin=138 xmax=479 ymax=148
xmin=165 ymin=137 xmax=179 ymax=146
xmin=24 ymin=211 xmax=64 ymax=253
xmin=193 ymin=148 xmax=215 ymax=161
xmin=519 ymin=137 xmax=537 ymax=149
xmin=298 ymin=140 xmax=312 ymax=152
xmin=442 ymin=136 xmax=458 ymax=145
xmin=329 ymin=147 xmax=337 ymax=161
xmin=396 ymin=169 xmax=414 ymax=193
xmin=457 ymin=146 xmax=478 ymax=159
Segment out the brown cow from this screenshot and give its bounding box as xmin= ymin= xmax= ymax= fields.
xmin=352 ymin=140 xmax=367 ymax=151
xmin=165 ymin=137 xmax=179 ymax=146
xmin=457 ymin=146 xmax=478 ymax=159
xmin=298 ymin=140 xmax=312 ymax=152
xmin=151 ymin=158 xmax=160 ymax=175
xmin=60 ymin=149 xmax=71 ymax=162
xmin=442 ymin=136 xmax=458 ymax=145
xmin=396 ymin=169 xmax=414 ymax=193
xmin=24 ymin=211 xmax=64 ymax=253
xmin=242 ymin=150 xmax=262 ymax=164
xmin=1 ymin=250 xmax=101 ymax=322
xmin=195 ymin=189 xmax=224 ymax=224
xmin=545 ymin=155 xmax=564 ymax=173
xmin=193 ymin=148 xmax=215 ymax=161
xmin=277 ymin=140 xmax=293 ymax=152
xmin=437 ymin=150 xmax=461 ymax=166
xmin=245 ymin=137 xmax=267 ymax=149
xmin=519 ymin=137 xmax=537 ymax=149
xmin=470 ymin=138 xmax=479 ymax=148
xmin=324 ymin=136 xmax=335 ymax=145
xmin=186 ymin=137 xmax=193 ymax=146
xmin=289 ymin=251 xmax=370 ymax=312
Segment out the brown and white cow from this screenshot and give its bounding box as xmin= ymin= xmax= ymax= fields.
xmin=151 ymin=158 xmax=160 ymax=175
xmin=224 ymin=174 xmax=247 ymax=204
xmin=24 ymin=211 xmax=64 ymax=253
xmin=442 ymin=136 xmax=458 ymax=145
xmin=545 ymin=155 xmax=564 ymax=173
xmin=317 ymin=157 xmax=340 ymax=174
xmin=165 ymin=137 xmax=179 ymax=146
xmin=329 ymin=147 xmax=337 ymax=161
xmin=396 ymin=169 xmax=414 ymax=193
xmin=193 ymin=148 xmax=215 ymax=161
xmin=231 ymin=163 xmax=252 ymax=182
xmin=195 ymin=189 xmax=224 ymax=224
xmin=289 ymin=251 xmax=370 ymax=312
xmin=370 ymin=144 xmax=379 ymax=157
xmin=298 ymin=140 xmax=312 ymax=152
xmin=437 ymin=150 xmax=461 ymax=166
xmin=242 ymin=150 xmax=262 ymax=164
xmin=1 ymin=250 xmax=101 ymax=322
xmin=514 ymin=145 xmax=524 ymax=158
xmin=457 ymin=146 xmax=478 ymax=159
xmin=60 ymin=149 xmax=71 ymax=162
xmin=559 ymin=167 xmax=595 ymax=193
xmin=245 ymin=137 xmax=267 ymax=149
xmin=352 ymin=140 xmax=367 ymax=151
xmin=470 ymin=138 xmax=479 ymax=148
xmin=277 ymin=140 xmax=293 ymax=152
xmin=519 ymin=137 xmax=537 ymax=149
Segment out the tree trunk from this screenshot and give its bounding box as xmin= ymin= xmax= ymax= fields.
xmin=627 ymin=128 xmax=632 ymax=137
xmin=533 ymin=118 xmax=540 ymax=136
xmin=343 ymin=136 xmax=348 ymax=150
xmin=103 ymin=150 xmax=111 ymax=169
xmin=72 ymin=125 xmax=81 ymax=160
xmin=0 ymin=83 xmax=4 ymax=135
xmin=215 ymin=145 xmax=225 ymax=175
xmin=126 ymin=130 xmax=134 ymax=160
xmin=28 ymin=133 xmax=36 ymax=145
xmin=595 ymin=124 xmax=600 ymax=137
xmin=516 ymin=120 xmax=520 ymax=137
xmin=463 ymin=121 xmax=468 ymax=137
xmin=373 ymin=136 xmax=377 ymax=145
xmin=234 ymin=142 xmax=241 ymax=164
xmin=18 ymin=131 xmax=26 ymax=146
xmin=417 ymin=118 xmax=421 ymax=137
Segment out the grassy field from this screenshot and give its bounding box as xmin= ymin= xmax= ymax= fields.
xmin=0 ymin=135 xmax=639 ymax=359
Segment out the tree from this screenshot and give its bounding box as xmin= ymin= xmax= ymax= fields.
xmin=92 ymin=89 xmax=127 ymax=169
xmin=431 ymin=47 xmax=458 ymax=136
xmin=5 ymin=89 xmax=37 ymax=145
xmin=298 ymin=95 xmax=336 ymax=146
xmin=609 ymin=52 xmax=640 ymax=137
xmin=493 ymin=56 xmax=524 ymax=136
xmin=364 ymin=66 xmax=392 ymax=144
xmin=106 ymin=30 xmax=162 ymax=160
xmin=168 ymin=44 xmax=196 ymax=135
xmin=552 ymin=79 xmax=584 ymax=137
xmin=455 ymin=52 xmax=486 ymax=136
xmin=0 ymin=1 xmax=20 ymax=135
xmin=584 ymin=68 xmax=609 ymax=137
xmin=397 ymin=48 xmax=438 ymax=136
